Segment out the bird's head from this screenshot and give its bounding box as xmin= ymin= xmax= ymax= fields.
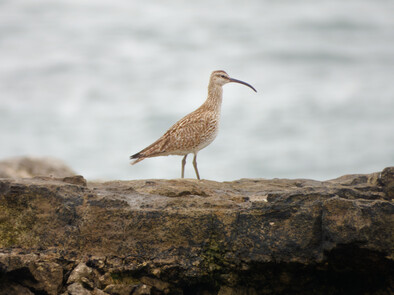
xmin=210 ymin=70 xmax=257 ymax=92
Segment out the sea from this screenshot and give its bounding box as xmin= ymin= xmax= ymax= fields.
xmin=0 ymin=0 xmax=393 ymax=181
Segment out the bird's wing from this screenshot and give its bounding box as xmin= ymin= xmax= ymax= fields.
xmin=163 ymin=114 xmax=209 ymax=151
xmin=136 ymin=110 xmax=215 ymax=158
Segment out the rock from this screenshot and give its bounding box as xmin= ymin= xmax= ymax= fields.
xmin=63 ymin=175 xmax=87 ymax=186
xmin=27 ymin=261 xmax=64 ymax=295
xmin=0 ymin=167 xmax=393 ymax=294
xmin=0 ymin=283 xmax=34 ymax=295
xmin=92 ymin=288 xmax=109 ymax=295
xmin=103 ymin=284 xmax=136 ymax=295
xmin=218 ymin=286 xmax=257 ymax=295
xmin=98 ymin=272 xmax=114 ymax=289
xmin=0 ymin=253 xmax=63 ymax=295
xmin=0 ymin=156 xmax=75 ymax=178
xmin=67 ymin=262 xmax=94 ymax=284
xmin=67 ymin=282 xmax=92 ymax=295
xmin=140 ymin=277 xmax=170 ymax=292
xmin=380 ymin=166 xmax=394 ymax=198
xmin=133 ymin=284 xmax=152 ymax=295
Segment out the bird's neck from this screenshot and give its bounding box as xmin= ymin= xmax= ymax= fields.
xmin=203 ymin=83 xmax=223 ymax=111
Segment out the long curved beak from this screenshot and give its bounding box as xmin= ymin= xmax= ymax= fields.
xmin=229 ymin=77 xmax=257 ymax=92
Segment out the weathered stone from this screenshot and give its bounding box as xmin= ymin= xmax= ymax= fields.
xmin=63 ymin=175 xmax=87 ymax=186
xmin=103 ymin=284 xmax=136 ymax=295
xmin=92 ymin=288 xmax=109 ymax=295
xmin=67 ymin=282 xmax=92 ymax=295
xmin=98 ymin=272 xmax=114 ymax=289
xmin=321 ymin=196 xmax=393 ymax=252
xmin=81 ymin=277 xmax=95 ymax=290
xmin=0 ymin=283 xmax=34 ymax=295
xmin=0 ymin=156 xmax=75 ymax=178
xmin=0 ymin=253 xmax=63 ymax=295
xmin=380 ymin=166 xmax=394 ymax=198
xmin=140 ymin=276 xmax=170 ymax=292
xmin=67 ymin=262 xmax=94 ymax=284
xmin=27 ymin=261 xmax=63 ymax=295
xmin=0 ymin=167 xmax=393 ymax=294
xmin=133 ymin=284 xmax=152 ymax=295
xmin=218 ymin=286 xmax=257 ymax=295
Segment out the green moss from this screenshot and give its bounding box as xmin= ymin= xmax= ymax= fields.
xmin=201 ymin=234 xmax=228 ymax=273
xmin=0 ymin=204 xmax=39 ymax=248
xmin=110 ymin=271 xmax=140 ymax=285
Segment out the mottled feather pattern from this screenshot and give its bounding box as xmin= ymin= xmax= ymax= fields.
xmin=131 ymin=107 xmax=220 ymax=163
xmin=130 ymin=70 xmax=256 ymax=179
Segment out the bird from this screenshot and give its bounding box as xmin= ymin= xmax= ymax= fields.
xmin=130 ymin=70 xmax=257 ymax=180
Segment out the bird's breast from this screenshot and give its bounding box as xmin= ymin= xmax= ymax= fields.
xmin=192 ymin=116 xmax=220 ymax=152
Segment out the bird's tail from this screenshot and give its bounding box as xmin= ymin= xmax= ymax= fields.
xmin=130 ymin=137 xmax=168 ymax=165
xmin=129 ymin=153 xmax=145 ymax=165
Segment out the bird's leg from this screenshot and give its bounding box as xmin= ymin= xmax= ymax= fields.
xmin=193 ymin=153 xmax=200 ymax=180
xmin=181 ymin=155 xmax=187 ymax=178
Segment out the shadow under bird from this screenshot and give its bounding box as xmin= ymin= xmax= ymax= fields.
xmin=130 ymin=70 xmax=257 ymax=179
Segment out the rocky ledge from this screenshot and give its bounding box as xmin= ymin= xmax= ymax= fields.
xmin=0 ymin=168 xmax=393 ymax=295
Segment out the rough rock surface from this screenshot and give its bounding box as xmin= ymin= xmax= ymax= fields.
xmin=0 ymin=156 xmax=76 ymax=178
xmin=0 ymin=167 xmax=393 ymax=294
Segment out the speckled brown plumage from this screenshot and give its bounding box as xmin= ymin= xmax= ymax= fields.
xmin=130 ymin=70 xmax=256 ymax=179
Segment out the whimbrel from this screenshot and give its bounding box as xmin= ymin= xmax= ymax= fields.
xmin=130 ymin=70 xmax=257 ymax=179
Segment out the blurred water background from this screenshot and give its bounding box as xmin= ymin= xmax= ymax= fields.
xmin=0 ymin=0 xmax=393 ymax=181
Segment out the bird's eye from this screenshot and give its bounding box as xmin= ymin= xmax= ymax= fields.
xmin=220 ymin=75 xmax=226 ymax=78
